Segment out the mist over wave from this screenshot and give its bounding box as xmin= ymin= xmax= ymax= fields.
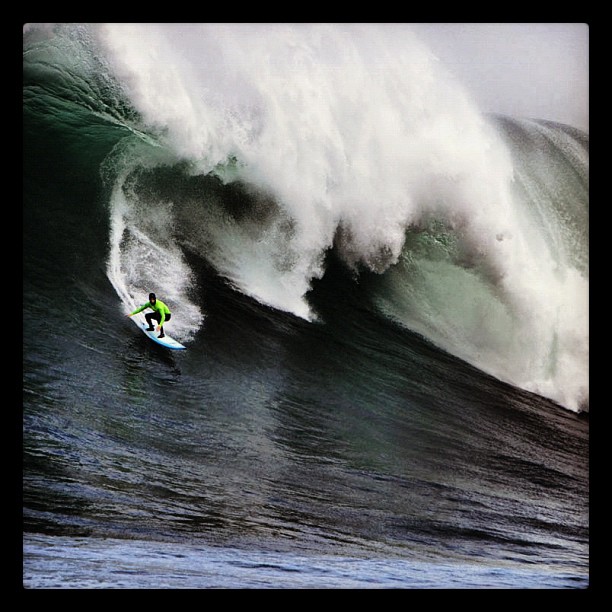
xmin=24 ymin=23 xmax=588 ymax=412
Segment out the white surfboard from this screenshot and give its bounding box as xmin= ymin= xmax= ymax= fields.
xmin=130 ymin=313 xmax=186 ymax=350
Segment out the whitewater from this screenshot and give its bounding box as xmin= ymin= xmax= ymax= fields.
xmin=25 ymin=23 xmax=588 ymax=414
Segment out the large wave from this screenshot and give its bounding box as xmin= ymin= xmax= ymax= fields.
xmin=23 ymin=23 xmax=588 ymax=412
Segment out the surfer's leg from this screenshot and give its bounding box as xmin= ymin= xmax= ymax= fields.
xmin=158 ymin=313 xmax=171 ymax=338
xmin=145 ymin=312 xmax=156 ymax=331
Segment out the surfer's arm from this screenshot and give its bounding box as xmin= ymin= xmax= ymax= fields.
xmin=128 ymin=303 xmax=149 ymax=316
xmin=156 ymin=301 xmax=169 ymax=327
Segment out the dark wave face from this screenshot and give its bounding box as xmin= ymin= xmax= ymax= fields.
xmin=23 ymin=24 xmax=588 ymax=588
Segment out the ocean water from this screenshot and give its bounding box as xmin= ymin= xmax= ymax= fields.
xmin=23 ymin=23 xmax=589 ymax=589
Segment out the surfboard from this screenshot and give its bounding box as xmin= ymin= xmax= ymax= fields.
xmin=130 ymin=313 xmax=186 ymax=350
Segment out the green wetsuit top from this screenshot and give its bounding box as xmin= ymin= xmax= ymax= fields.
xmin=130 ymin=300 xmax=171 ymax=326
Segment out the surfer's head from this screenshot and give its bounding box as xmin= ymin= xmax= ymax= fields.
xmin=149 ymin=292 xmax=156 ymax=304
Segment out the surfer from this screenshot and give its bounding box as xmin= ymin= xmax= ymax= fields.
xmin=127 ymin=293 xmax=172 ymax=338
